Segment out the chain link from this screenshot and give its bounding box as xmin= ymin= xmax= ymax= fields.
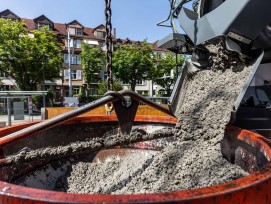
xmin=105 ymin=0 xmax=113 ymax=91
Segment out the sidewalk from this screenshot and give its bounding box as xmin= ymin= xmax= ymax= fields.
xmin=0 ymin=114 xmax=42 ymax=127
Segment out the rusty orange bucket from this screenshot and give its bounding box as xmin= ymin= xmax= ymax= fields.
xmin=0 ymin=116 xmax=270 ymax=204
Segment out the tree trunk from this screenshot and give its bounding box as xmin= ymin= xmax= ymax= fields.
xmin=166 ymin=86 xmax=171 ymax=97
xmin=131 ymin=82 xmax=136 ymax=91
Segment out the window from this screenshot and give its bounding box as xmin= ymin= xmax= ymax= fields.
xmin=73 ymin=87 xmax=80 ymax=95
xmin=90 ymin=88 xmax=98 ymax=95
xmin=99 ymin=71 xmax=107 ymax=80
xmin=69 ymin=27 xmax=83 ymax=36
xmin=37 ymin=22 xmax=51 ymax=30
xmin=103 ymin=72 xmax=107 ymax=80
xmin=64 ymin=54 xmax=69 ymax=63
xmin=76 ymin=28 xmax=82 ymax=36
xmin=69 ymin=39 xmax=81 ymax=48
xmin=95 ymin=31 xmax=106 ymax=38
xmin=77 ymin=55 xmax=81 ymax=64
xmin=71 ymin=56 xmax=76 ymax=64
xmin=71 ymin=55 xmax=81 ymax=64
xmin=64 ymin=54 xmax=81 ymax=64
xmin=71 ymin=70 xmax=77 ymax=79
xmin=74 ymin=39 xmax=81 ymax=48
xmin=122 ymin=80 xmax=129 ymax=85
xmin=76 ymin=70 xmax=82 ymax=80
xmin=64 ymin=69 xmax=69 ymax=79
xmin=136 ymin=79 xmax=146 ymax=85
xmin=64 ymin=70 xmax=82 ymax=80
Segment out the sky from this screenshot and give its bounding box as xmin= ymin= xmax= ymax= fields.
xmin=0 ymin=0 xmax=192 ymax=43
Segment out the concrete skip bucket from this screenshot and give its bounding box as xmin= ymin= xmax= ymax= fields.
xmin=0 ymin=116 xmax=270 ymax=203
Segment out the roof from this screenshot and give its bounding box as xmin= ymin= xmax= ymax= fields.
xmin=21 ymin=18 xmax=36 ymax=30
xmin=84 ymin=27 xmax=95 ymax=38
xmin=1 ymin=9 xmax=165 ymax=51
xmin=93 ymin=24 xmax=105 ymax=31
xmin=33 ymin=15 xmax=54 ymax=25
xmin=21 ymin=18 xmax=97 ymax=38
xmin=53 ymin=22 xmax=67 ymax=35
xmin=67 ymin=20 xmax=84 ymax=28
xmin=0 ymin=9 xmax=20 ymax=20
xmin=114 ymin=38 xmax=141 ymax=45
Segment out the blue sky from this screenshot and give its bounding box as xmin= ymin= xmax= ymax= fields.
xmin=0 ymin=0 xmax=193 ymax=43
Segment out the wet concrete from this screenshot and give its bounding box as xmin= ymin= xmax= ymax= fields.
xmin=9 ymin=45 xmax=253 ymax=194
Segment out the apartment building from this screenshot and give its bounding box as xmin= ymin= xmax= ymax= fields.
xmin=0 ymin=9 xmax=168 ymax=102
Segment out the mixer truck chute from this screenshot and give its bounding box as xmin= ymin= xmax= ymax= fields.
xmin=161 ymin=0 xmax=271 ymax=137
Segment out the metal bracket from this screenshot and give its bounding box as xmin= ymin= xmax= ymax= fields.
xmin=113 ymin=99 xmax=139 ymax=135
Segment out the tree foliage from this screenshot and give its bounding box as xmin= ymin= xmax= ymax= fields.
xmin=0 ymin=18 xmax=62 ymax=90
xmin=81 ymin=43 xmax=105 ymax=87
xmin=98 ymin=79 xmax=123 ymax=95
xmin=113 ymin=41 xmax=154 ymax=91
xmin=154 ymin=53 xmax=184 ymax=96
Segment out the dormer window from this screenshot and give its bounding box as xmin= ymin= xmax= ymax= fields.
xmin=37 ymin=22 xmax=51 ymax=30
xmin=95 ymin=31 xmax=106 ymax=38
xmin=33 ymin=15 xmax=54 ymax=31
xmin=2 ymin=15 xmax=17 ymax=20
xmin=0 ymin=9 xmax=21 ymax=21
xmin=76 ymin=28 xmax=82 ymax=36
xmin=93 ymin=24 xmax=106 ymax=38
xmin=68 ymin=27 xmax=83 ymax=36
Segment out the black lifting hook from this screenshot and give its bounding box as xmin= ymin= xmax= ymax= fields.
xmin=104 ymin=91 xmax=139 ymax=135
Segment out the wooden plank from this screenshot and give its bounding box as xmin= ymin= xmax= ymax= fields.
xmin=45 ymin=105 xmax=170 ymax=119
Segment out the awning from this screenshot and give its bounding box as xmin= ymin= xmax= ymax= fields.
xmin=83 ymin=39 xmax=99 ymax=45
xmin=44 ymin=79 xmax=62 ymax=85
xmin=1 ymin=79 xmax=16 ymax=86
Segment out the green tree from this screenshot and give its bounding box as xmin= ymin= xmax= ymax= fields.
xmin=154 ymin=53 xmax=183 ymax=96
xmin=98 ymin=79 xmax=123 ymax=95
xmin=81 ymin=43 xmax=105 ymax=87
xmin=113 ymin=41 xmax=154 ymax=91
xmin=0 ymin=18 xmax=62 ymax=90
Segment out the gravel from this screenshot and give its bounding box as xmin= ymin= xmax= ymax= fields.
xmin=4 ymin=128 xmax=173 ymax=166
xmin=14 ymin=45 xmax=253 ymax=194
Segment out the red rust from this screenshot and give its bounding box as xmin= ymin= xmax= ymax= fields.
xmin=229 ymin=126 xmax=271 ymax=160
xmin=0 ymin=118 xmax=270 ymax=203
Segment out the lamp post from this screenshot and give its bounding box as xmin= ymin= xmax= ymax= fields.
xmin=176 ymin=52 xmax=179 ymax=77
xmin=42 ymin=54 xmax=47 ymax=108
xmin=68 ymin=31 xmax=73 ymax=97
xmin=42 ymin=53 xmax=50 ymax=108
xmin=151 ymin=80 xmax=154 ymax=97
xmin=42 ymin=60 xmax=46 ymax=108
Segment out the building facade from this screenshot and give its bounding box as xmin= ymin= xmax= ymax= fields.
xmin=0 ymin=9 xmax=168 ymax=102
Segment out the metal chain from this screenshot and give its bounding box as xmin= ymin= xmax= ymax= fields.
xmin=105 ymin=0 xmax=113 ymax=91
